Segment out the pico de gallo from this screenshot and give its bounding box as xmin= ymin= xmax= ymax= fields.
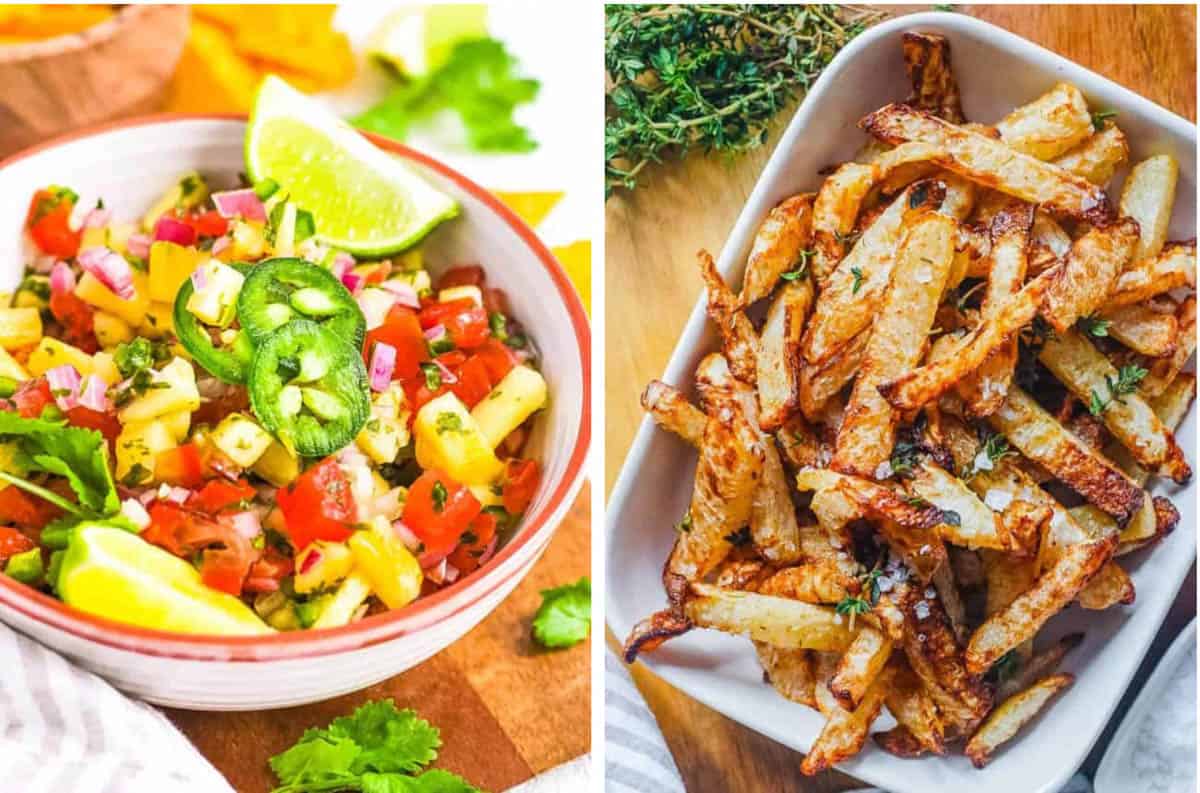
xmin=0 ymin=175 xmax=545 ymax=635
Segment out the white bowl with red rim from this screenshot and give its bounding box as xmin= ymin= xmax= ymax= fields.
xmin=0 ymin=116 xmax=591 ymax=710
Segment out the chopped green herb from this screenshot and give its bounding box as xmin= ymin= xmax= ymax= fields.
xmin=435 ymin=412 xmax=464 ymax=435
xmin=419 ymin=361 xmax=443 ymax=391
xmin=850 ymin=266 xmax=865 ymax=295
xmin=1089 ymin=364 xmax=1149 ymax=415
xmin=532 ymin=576 xmax=591 ymax=649
xmin=677 ymin=511 xmax=693 ymax=533
xmin=1078 ymin=314 xmax=1111 ymax=338
xmin=1091 ymin=109 xmax=1118 ymax=131
xmin=488 ymin=311 xmax=509 ymax=341
xmin=430 ymin=481 xmax=447 ymax=513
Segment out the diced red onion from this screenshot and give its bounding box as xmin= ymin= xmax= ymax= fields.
xmin=153 ymin=214 xmax=196 ymax=246
xmin=138 ymin=490 xmax=157 ymax=506
xmin=211 ymin=188 xmax=266 ymax=222
xmin=341 ymin=271 xmax=365 ymax=294
xmin=243 ymin=577 xmax=280 ymax=593
xmin=368 ymin=342 xmax=396 ymax=392
xmin=165 ymin=486 xmax=191 ymax=505
xmin=82 ymin=207 xmax=111 ymax=228
xmin=424 ymin=558 xmax=450 ymax=584
xmin=442 ymin=562 xmax=460 ymax=584
xmin=78 ymin=246 xmax=135 ymax=299
xmin=476 ymin=536 xmax=498 ymax=566
xmin=357 ymin=287 xmax=396 ymax=321
xmin=211 ymin=236 xmax=231 ymax=256
xmin=380 ymin=280 xmax=420 ymax=308
xmin=76 ymin=375 xmax=110 ymax=412
xmin=50 ymin=261 xmax=76 ymax=294
xmin=227 ymin=510 xmax=262 ymax=539
xmin=125 ymin=233 xmax=152 ymax=259
xmin=392 ymin=520 xmax=421 ymax=551
xmin=418 ymin=547 xmax=451 ymax=569
xmin=120 ymin=497 xmax=151 ymax=530
xmin=190 ymin=264 xmax=209 ymax=291
xmin=423 ymin=324 xmax=447 ymax=342
xmin=45 ymin=364 xmax=81 ymax=410
xmin=434 ymin=359 xmax=458 ymax=384
xmin=299 ymin=548 xmax=323 ymax=575
xmin=330 ymin=252 xmax=355 ymax=279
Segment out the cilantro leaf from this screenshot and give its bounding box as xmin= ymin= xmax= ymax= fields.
xmin=0 ymin=411 xmax=118 ymax=516
xmin=354 ymin=39 xmax=539 ymax=153
xmin=532 ymin=576 xmax=591 ymax=649
xmin=269 ymin=734 xmax=361 ymax=788
xmin=328 ymin=701 xmax=441 ymax=775
xmin=360 ymin=770 xmax=483 ymax=793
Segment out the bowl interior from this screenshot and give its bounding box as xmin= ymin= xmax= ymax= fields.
xmin=0 ymin=117 xmax=589 ymax=655
xmin=607 ymin=13 xmax=1195 ymax=793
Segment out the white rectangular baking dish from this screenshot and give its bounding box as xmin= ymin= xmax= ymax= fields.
xmin=605 ymin=11 xmax=1196 ymax=793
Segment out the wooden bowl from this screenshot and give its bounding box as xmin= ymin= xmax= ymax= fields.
xmin=0 ymin=5 xmax=190 ymax=157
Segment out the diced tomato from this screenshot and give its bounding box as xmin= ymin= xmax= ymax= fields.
xmin=437 ymin=265 xmax=484 ymax=290
xmin=0 ymin=527 xmax=35 ymax=562
xmin=244 ymin=547 xmax=293 ymax=593
xmin=0 ymin=484 xmax=61 ymax=528
xmin=363 ymin=304 xmax=428 ymax=381
xmin=403 ymin=469 xmax=482 ymax=556
xmin=475 ymin=339 xmax=517 ymax=383
xmin=178 ymin=209 xmax=228 ymax=238
xmin=403 ymin=379 xmax=447 ymax=420
xmin=156 ymin=443 xmax=205 ymax=488
xmin=199 ymin=531 xmax=254 ymax=596
xmin=9 ymin=378 xmax=52 ymax=419
xmin=49 ymin=290 xmax=97 ymax=353
xmin=448 ymin=510 xmax=497 ymax=574
xmin=450 ymin=356 xmax=491 ymax=408
xmin=434 ymin=350 xmax=467 ymax=369
xmin=362 ymin=262 xmax=391 ymax=285
xmin=276 ymin=458 xmax=355 ymax=551
xmin=190 ymin=478 xmax=256 ymax=513
xmin=502 ymin=459 xmax=540 ymax=515
xmin=66 ymin=406 xmax=120 ymax=446
xmin=26 ymin=189 xmax=81 ymax=258
xmin=419 ymin=299 xmax=489 ymax=349
xmin=142 ymin=502 xmax=189 ymax=556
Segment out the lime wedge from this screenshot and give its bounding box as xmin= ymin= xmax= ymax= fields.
xmin=367 ymin=4 xmax=488 ymax=77
xmin=245 ymin=75 xmax=458 ymax=256
xmin=57 ymin=524 xmax=273 ymax=636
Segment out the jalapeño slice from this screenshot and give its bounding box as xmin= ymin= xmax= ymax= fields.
xmin=248 ymin=319 xmax=369 ymax=457
xmin=237 ymin=257 xmax=365 ymax=348
xmin=174 ymin=262 xmax=254 ymax=384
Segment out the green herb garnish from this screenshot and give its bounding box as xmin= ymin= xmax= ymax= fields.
xmin=1088 ymin=364 xmax=1148 ymax=416
xmin=532 ymin=576 xmax=591 ymax=649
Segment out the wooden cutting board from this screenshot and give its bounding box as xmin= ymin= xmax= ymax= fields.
xmin=168 ymin=483 xmax=591 ymax=793
xmin=605 ymin=5 xmax=1196 ymax=791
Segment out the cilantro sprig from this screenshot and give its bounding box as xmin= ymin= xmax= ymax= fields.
xmin=532 ymin=576 xmax=591 ymax=649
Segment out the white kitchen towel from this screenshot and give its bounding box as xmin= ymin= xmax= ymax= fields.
xmin=846 ymin=778 xmax=1092 ymax=793
xmin=605 ymin=652 xmax=686 ymax=793
xmin=0 ymin=621 xmax=235 ymax=793
xmin=503 ymin=755 xmax=591 ymax=792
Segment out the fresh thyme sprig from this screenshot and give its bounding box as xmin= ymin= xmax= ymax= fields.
xmin=605 ymin=4 xmax=884 ymax=196
xmin=1088 ymin=364 xmax=1148 ymax=416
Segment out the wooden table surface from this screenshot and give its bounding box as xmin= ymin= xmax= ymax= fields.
xmin=604 ymin=5 xmax=1196 ymax=791
xmin=168 ymin=484 xmax=591 ymax=793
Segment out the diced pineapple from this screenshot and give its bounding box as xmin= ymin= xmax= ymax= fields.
xmin=75 ymin=270 xmax=149 ymax=327
xmin=27 ymin=337 xmax=94 ymax=377
xmin=394 ymin=248 xmax=423 ymax=272
xmin=92 ymin=312 xmax=133 ymax=349
xmin=80 ymin=226 xmax=108 ymax=251
xmin=227 ymin=221 xmax=266 ymax=261
xmin=0 ymin=346 xmax=29 ymax=381
xmin=185 ymin=260 xmax=244 ymax=326
xmin=115 ymin=418 xmax=176 ymax=485
xmin=357 ymin=287 xmax=397 ymax=331
xmin=469 ymin=483 xmax=503 ymax=508
xmin=91 ymin=351 xmax=120 ymax=385
xmin=267 ymin=605 xmax=301 ymax=631
xmin=159 ymin=409 xmax=191 ymax=443
xmin=294 ymin=541 xmax=355 ymax=593
xmin=471 ymin=365 xmax=548 ymax=448
xmin=141 ymin=171 xmax=207 ymax=230
xmin=438 ymin=285 xmax=483 ymax=306
xmin=140 ymin=302 xmax=175 ymax=339
xmin=0 ymin=307 xmax=42 ymax=350
xmin=312 ymin=572 xmax=372 ymax=628
xmin=355 ymin=383 xmax=411 ymax=464
xmin=388 ymin=269 xmax=432 ymax=294
xmin=252 ymin=440 xmax=300 ymax=487
xmin=107 ymin=222 xmax=136 ymax=255
xmin=148 ymin=241 xmax=207 ymax=303
xmin=211 ymin=413 xmax=273 ymax=467
xmin=119 ymin=357 xmax=200 ymax=424
xmin=348 ymin=518 xmax=422 ymax=609
xmin=414 ymin=392 xmax=503 ymax=485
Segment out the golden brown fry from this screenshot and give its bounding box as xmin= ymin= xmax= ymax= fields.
xmin=878 ymin=264 xmax=1062 ymax=411
xmin=986 ymin=387 xmax=1144 ymax=523
xmin=932 ymin=559 xmax=969 ymax=645
xmin=740 ymin=194 xmax=815 ymax=307
xmin=909 ymin=462 xmax=1010 ymax=551
xmin=684 ymin=583 xmax=857 ymax=652
xmin=696 ymin=250 xmax=758 ymax=384
xmin=622 ymin=608 xmax=692 ymax=662
xmin=775 ymin=413 xmax=829 ymax=471
xmin=1041 ymin=218 xmax=1140 ymax=332
xmin=756 ymin=643 xmax=818 ymax=708
xmin=997 ymin=632 xmax=1084 ymax=701
xmin=1119 ymin=154 xmax=1179 ymax=263
xmin=1037 ymin=330 xmax=1191 ymax=483
xmin=883 ymin=656 xmax=946 ymax=755
xmin=1099 ymin=302 xmax=1179 ymax=358
xmin=965 ymin=533 xmax=1115 ymax=675
xmin=801 ymin=665 xmax=892 ymax=775
xmin=829 ymin=624 xmax=893 ymax=710
xmin=811 ymin=163 xmax=875 ymax=285
xmin=1077 ymin=558 xmax=1135 ymax=610
xmin=833 ymin=211 xmax=955 ymax=477
xmin=756 ymin=279 xmax=813 ymax=431
xmin=859 ymin=104 xmax=1115 ymax=224
xmin=965 ymin=674 xmax=1074 ymax=768
xmin=995 ymin=82 xmax=1092 ymax=160
xmin=1107 ymin=240 xmax=1196 ymax=309
xmin=902 ymin=31 xmax=964 ymax=123
xmin=641 ymin=380 xmax=705 ymax=445
xmin=874 ymin=725 xmax=929 ymax=758
xmin=1051 ymin=122 xmax=1129 ymax=185
xmin=757 ymin=562 xmax=855 ymax=604
xmin=798 ymin=332 xmax=866 ymax=419
xmin=802 ymin=180 xmax=946 ymax=367
xmin=1141 ymin=295 xmax=1196 ymax=398
xmin=982 ymin=549 xmax=1038 ymax=617
xmin=714 ymin=558 xmax=772 ymax=591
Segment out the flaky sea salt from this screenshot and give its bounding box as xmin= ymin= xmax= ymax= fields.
xmin=973 ymin=449 xmax=995 ymax=473
xmin=914 ymin=601 xmax=931 ymax=620
xmin=984 ymin=488 xmax=1014 ymax=511
xmin=874 ymin=460 xmax=894 ymax=480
